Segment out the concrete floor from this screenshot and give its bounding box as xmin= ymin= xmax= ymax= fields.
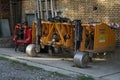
xmin=0 ymin=47 xmax=120 ymax=80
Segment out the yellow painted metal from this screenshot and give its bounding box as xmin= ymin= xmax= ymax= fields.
xmin=32 ymin=21 xmax=115 ymax=54
xmin=93 ymin=23 xmax=115 ymax=53
xmin=32 ymin=22 xmax=36 ymax=44
xmin=37 ymin=22 xmax=74 ymax=48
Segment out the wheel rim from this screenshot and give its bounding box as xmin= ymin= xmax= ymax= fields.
xmin=26 ymin=44 xmax=37 ymax=57
xmin=74 ymin=52 xmax=89 ymax=67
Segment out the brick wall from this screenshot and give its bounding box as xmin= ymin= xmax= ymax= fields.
xmin=56 ymin=0 xmax=120 ymax=24
xmin=21 ymin=0 xmax=120 ymax=44
xmin=56 ymin=0 xmax=120 ymax=44
xmin=22 ymin=0 xmax=36 ymax=21
xmin=0 ymin=0 xmax=10 ymax=19
xmin=21 ymin=0 xmax=120 ymax=23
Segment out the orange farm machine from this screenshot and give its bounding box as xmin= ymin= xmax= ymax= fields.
xmin=26 ymin=17 xmax=116 ymax=67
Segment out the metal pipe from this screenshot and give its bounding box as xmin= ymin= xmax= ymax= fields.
xmin=35 ymin=0 xmax=42 ymax=53
xmin=37 ymin=0 xmax=42 ymax=19
xmin=52 ymin=0 xmax=55 ymax=17
xmin=39 ymin=0 xmax=43 ymax=19
xmin=45 ymin=0 xmax=48 ymax=20
xmin=50 ymin=0 xmax=54 ymax=17
xmin=37 ymin=0 xmax=39 ymax=18
xmin=74 ymin=20 xmax=83 ymax=53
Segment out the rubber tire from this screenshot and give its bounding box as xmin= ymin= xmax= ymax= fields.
xmin=26 ymin=44 xmax=37 ymax=57
xmin=74 ymin=52 xmax=89 ymax=68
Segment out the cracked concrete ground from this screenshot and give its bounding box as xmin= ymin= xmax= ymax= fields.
xmin=0 ymin=47 xmax=120 ymax=80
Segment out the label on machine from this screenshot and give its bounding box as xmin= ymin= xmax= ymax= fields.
xmin=99 ymin=29 xmax=107 ymax=43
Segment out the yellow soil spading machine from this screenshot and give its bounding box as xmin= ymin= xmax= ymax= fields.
xmin=26 ymin=18 xmax=115 ymax=67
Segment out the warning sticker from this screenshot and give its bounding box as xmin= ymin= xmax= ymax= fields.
xmin=99 ymin=35 xmax=106 ymax=42
xmin=99 ymin=29 xmax=107 ymax=43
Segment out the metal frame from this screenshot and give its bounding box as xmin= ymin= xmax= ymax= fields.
xmin=37 ymin=0 xmax=55 ymax=20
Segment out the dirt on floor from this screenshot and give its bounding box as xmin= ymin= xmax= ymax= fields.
xmin=0 ymin=57 xmax=94 ymax=80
